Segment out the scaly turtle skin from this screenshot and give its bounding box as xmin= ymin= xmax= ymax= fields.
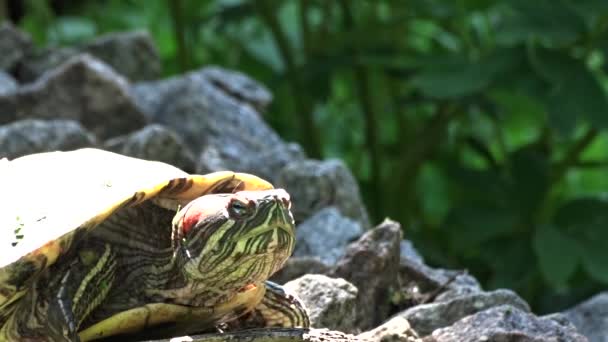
xmin=0 ymin=148 xmax=308 ymax=341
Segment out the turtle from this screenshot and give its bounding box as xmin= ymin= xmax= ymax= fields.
xmin=0 ymin=148 xmax=309 ymax=341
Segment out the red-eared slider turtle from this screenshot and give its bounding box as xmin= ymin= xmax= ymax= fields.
xmin=0 ymin=148 xmax=308 ymax=341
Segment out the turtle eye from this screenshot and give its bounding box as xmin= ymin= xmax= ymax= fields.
xmin=228 ymin=199 xmax=253 ymax=218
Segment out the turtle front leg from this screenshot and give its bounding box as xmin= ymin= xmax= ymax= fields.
xmin=1 ymin=244 xmax=116 ymax=341
xmin=224 ymin=281 xmax=310 ymax=330
xmin=45 ymin=243 xmax=117 ymax=341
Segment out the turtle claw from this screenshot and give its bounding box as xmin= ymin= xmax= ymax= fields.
xmin=223 ymin=281 xmax=310 ymax=330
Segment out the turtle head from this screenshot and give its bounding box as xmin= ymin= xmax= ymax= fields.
xmin=172 ymin=189 xmax=295 ymax=288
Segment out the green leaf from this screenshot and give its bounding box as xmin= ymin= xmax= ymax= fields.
xmin=533 ymin=224 xmax=580 ymax=289
xmin=508 ymin=146 xmax=550 ymax=214
xmin=533 ymin=49 xmax=608 ymax=135
xmin=48 ymin=17 xmax=97 ymax=45
xmin=410 ymin=49 xmax=521 ymax=99
xmin=553 ymin=198 xmax=608 ymax=284
xmin=581 ymin=240 xmax=608 ymax=283
xmin=554 ymin=198 xmax=608 ymax=230
xmin=410 ymin=57 xmax=491 ymax=98
xmin=443 ymin=205 xmax=518 ymax=251
xmin=496 ymin=0 xmax=585 ymax=46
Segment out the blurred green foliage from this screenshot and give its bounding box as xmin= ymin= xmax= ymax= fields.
xmin=9 ymin=0 xmax=608 ymax=313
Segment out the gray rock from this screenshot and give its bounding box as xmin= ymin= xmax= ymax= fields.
xmin=15 ymin=47 xmax=78 ymax=83
xmin=359 ymin=316 xmax=422 ymax=342
xmin=0 ymin=119 xmax=96 ymax=159
xmin=0 ymin=22 xmax=32 ymax=71
xmin=271 ymin=256 xmax=331 ymax=285
xmin=0 ymin=71 xmax=17 ymax=95
xmin=426 ymin=305 xmax=588 ymax=342
xmin=0 ymin=54 xmax=147 ymax=138
xmin=17 ymin=31 xmax=160 ymax=83
xmin=103 ymin=124 xmax=196 ymax=172
xmin=399 ymin=289 xmax=530 ymax=337
xmin=401 ymin=240 xmax=425 ymax=265
xmin=131 ymin=67 xmax=303 ymax=182
xmin=294 ymin=207 xmax=364 ymax=265
xmin=200 ymin=66 xmax=273 ymax=113
xmin=398 ymin=241 xmax=482 ymax=305
xmin=331 ymin=219 xmax=402 ymax=330
xmin=284 ymin=274 xmax=358 ymax=333
xmin=82 ymin=31 xmax=161 ymax=82
xmin=562 ymin=292 xmax=608 ymax=342
xmin=430 ymin=271 xmax=482 ymax=303
xmin=276 ymin=159 xmax=370 ymax=226
xmin=197 ymin=142 xmax=305 ymax=184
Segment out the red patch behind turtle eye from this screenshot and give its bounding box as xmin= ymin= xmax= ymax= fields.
xmin=180 ymin=206 xmax=208 ymax=235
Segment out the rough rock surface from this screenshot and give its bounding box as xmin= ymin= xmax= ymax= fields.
xmin=0 ymin=119 xmax=96 ymax=159
xmin=562 ymin=292 xmax=608 ymax=342
xmin=332 ymin=219 xmax=402 ymax=330
xmin=0 ymin=22 xmax=32 ymax=71
xmin=400 ymin=240 xmax=425 ymax=265
xmin=294 ymin=207 xmax=364 ymax=265
xmin=197 ymin=142 xmax=305 ymax=184
xmin=425 ymin=305 xmax=588 ymax=342
xmin=15 ymin=47 xmax=78 ymax=83
xmin=82 ymin=31 xmax=161 ymax=82
xmin=131 ymin=67 xmax=304 ymax=182
xmin=276 ymin=159 xmax=370 ymax=226
xmin=285 ymin=274 xmax=358 ymax=333
xmin=271 ymin=256 xmax=331 ymax=285
xmin=0 ymin=54 xmax=147 ymax=137
xmin=103 ymin=124 xmax=196 ymax=172
xmin=399 ymin=289 xmax=530 ymax=337
xmin=398 ymin=239 xmax=482 ymax=304
xmin=359 ymin=316 xmax=422 ymax=342
xmin=17 ymin=31 xmax=160 ymax=83
xmin=201 ymin=66 xmax=273 ymax=113
xmin=0 ymin=71 xmax=17 ymax=95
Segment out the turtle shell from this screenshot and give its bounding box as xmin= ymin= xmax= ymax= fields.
xmin=0 ymin=148 xmax=273 ymax=314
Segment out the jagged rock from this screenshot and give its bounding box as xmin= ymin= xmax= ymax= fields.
xmin=358 ymin=316 xmax=421 ymax=342
xmin=0 ymin=22 xmax=32 ymax=71
xmin=82 ymin=31 xmax=161 ymax=82
xmin=0 ymin=54 xmax=147 ymax=137
xmin=400 ymin=240 xmax=424 ymax=265
xmin=398 ymin=240 xmax=481 ymax=305
xmin=0 ymin=119 xmax=96 ymax=159
xmin=103 ymin=124 xmax=196 ymax=172
xmin=0 ymin=71 xmax=17 ymax=95
xmin=425 ymin=305 xmax=588 ymax=342
xmin=398 ymin=289 xmax=530 ymax=337
xmin=561 ymin=292 xmax=608 ymax=342
xmin=17 ymin=31 xmax=161 ymax=83
xmin=197 ymin=142 xmax=305 ymax=184
xmin=271 ymin=256 xmax=331 ymax=285
xmin=276 ymin=159 xmax=369 ymax=226
xmin=15 ymin=47 xmax=78 ymax=83
xmin=131 ymin=67 xmax=304 ymax=183
xmin=285 ymin=275 xmax=358 ymax=333
xmin=294 ymin=207 xmax=364 ymax=265
xmin=331 ymin=219 xmax=401 ymax=330
xmin=201 ymin=66 xmax=273 ymax=113
xmin=145 ymin=328 xmax=367 ymax=342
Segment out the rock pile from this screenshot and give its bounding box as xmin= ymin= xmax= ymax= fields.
xmin=0 ymin=22 xmax=603 ymax=342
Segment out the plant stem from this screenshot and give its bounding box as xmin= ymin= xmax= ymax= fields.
xmin=338 ymin=0 xmax=382 ymax=218
xmin=299 ymin=0 xmax=311 ymax=58
xmin=394 ymin=103 xmax=459 ymax=223
xmin=0 ymin=0 xmax=7 ymax=22
xmin=551 ymin=127 xmax=598 ymax=185
xmin=255 ymin=0 xmax=322 ymax=158
xmin=167 ymin=0 xmax=190 ymax=72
